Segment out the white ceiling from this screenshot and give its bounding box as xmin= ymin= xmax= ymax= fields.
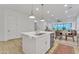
xmin=1 ymin=4 xmax=79 ymax=22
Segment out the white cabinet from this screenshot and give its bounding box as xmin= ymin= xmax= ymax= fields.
xmin=36 ymin=35 xmax=50 ymax=54
xmin=22 ymin=32 xmax=50 ymax=54
xmin=22 ymin=35 xmax=36 ymax=53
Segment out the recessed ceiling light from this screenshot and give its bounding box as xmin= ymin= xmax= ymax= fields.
xmin=47 ymin=11 xmax=50 ymax=13
xmin=51 ymin=14 xmax=54 ymax=16
xmin=36 ymin=8 xmax=39 ymax=11
xmin=65 ymin=10 xmax=68 ymax=13
xmin=40 ymin=19 xmax=45 ymax=22
xmin=64 ymin=4 xmax=68 ymax=7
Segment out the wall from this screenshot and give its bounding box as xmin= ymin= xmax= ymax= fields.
xmin=0 ymin=7 xmax=34 ymax=41
xmin=0 ymin=8 xmax=5 ymax=41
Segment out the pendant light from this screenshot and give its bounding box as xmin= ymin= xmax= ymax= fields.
xmin=29 ymin=4 xmax=35 ymax=19
xmin=40 ymin=4 xmax=45 ymax=21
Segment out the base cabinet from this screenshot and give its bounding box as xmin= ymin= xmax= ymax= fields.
xmin=22 ymin=34 xmax=50 ymax=54
xmin=36 ymin=35 xmax=50 ymax=54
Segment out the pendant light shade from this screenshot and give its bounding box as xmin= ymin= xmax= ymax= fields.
xmin=29 ymin=15 xmax=35 ymax=19
xmin=29 ymin=4 xmax=35 ymax=19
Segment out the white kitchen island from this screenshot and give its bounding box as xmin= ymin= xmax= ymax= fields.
xmin=22 ymin=31 xmax=54 ymax=54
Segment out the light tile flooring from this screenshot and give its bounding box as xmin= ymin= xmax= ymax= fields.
xmin=0 ymin=37 xmax=79 ymax=54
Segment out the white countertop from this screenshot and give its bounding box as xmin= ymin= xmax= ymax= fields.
xmin=21 ymin=31 xmax=55 ymax=38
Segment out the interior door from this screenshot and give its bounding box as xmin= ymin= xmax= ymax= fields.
xmin=5 ymin=10 xmax=17 ymax=40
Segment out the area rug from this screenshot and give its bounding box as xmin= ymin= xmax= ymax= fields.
xmin=53 ymin=43 xmax=75 ymax=54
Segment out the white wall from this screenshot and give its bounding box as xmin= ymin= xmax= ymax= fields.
xmin=0 ymin=7 xmax=34 ymax=41
xmin=0 ymin=8 xmax=5 ymax=40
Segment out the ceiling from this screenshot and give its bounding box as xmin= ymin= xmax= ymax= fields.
xmin=1 ymin=4 xmax=79 ymax=22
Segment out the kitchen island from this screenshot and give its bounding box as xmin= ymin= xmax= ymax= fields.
xmin=21 ymin=31 xmax=55 ymax=54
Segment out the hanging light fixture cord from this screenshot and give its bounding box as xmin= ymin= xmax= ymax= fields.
xmin=41 ymin=4 xmax=44 ymax=19
xmin=31 ymin=4 xmax=33 ymax=15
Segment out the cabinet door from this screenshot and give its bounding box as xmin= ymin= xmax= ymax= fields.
xmin=22 ymin=35 xmax=36 ymax=54
xmin=5 ymin=10 xmax=18 ymax=40
xmin=36 ymin=35 xmax=50 ymax=54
